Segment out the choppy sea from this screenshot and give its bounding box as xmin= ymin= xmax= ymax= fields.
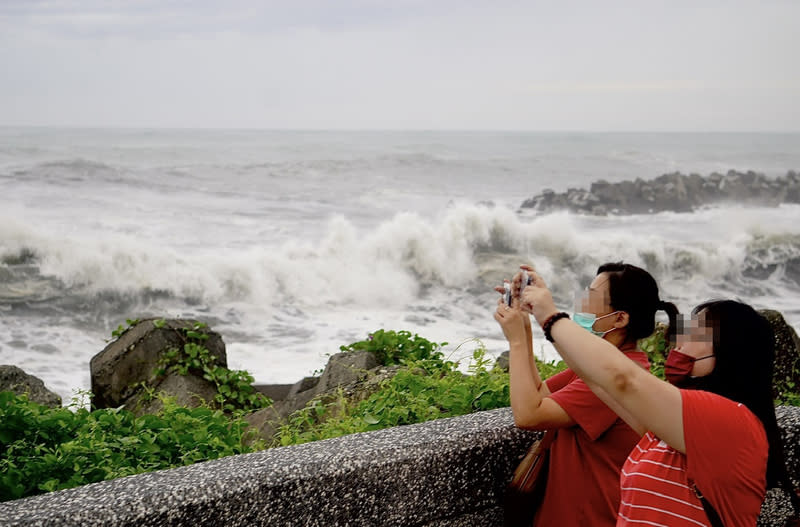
xmin=2 ymin=128 xmax=799 ymax=404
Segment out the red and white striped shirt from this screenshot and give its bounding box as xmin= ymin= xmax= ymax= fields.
xmin=617 ymin=390 xmax=768 ymax=527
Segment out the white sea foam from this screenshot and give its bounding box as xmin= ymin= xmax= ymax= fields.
xmin=1 ymin=129 xmax=799 ymax=404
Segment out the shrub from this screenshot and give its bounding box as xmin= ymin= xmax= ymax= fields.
xmin=639 ymin=323 xmax=668 ymax=380
xmin=0 ymin=392 xmax=264 ymax=502
xmin=339 ymin=329 xmax=449 ymax=368
xmin=275 ymin=343 xmax=510 ymax=446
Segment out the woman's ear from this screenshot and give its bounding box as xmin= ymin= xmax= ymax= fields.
xmin=615 ymin=311 xmax=630 ymax=328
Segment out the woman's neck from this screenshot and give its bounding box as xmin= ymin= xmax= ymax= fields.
xmin=616 ymin=339 xmax=639 ymax=353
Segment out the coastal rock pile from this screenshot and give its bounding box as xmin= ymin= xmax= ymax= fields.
xmin=86 ymin=318 xmax=405 ymax=441
xmin=4 ymin=312 xmax=800 ymax=444
xmin=89 ymin=318 xmax=227 ymax=415
xmin=521 ymin=170 xmax=800 ymax=215
xmin=247 ymin=351 xmax=400 ymax=441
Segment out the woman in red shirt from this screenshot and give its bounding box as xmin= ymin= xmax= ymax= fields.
xmin=495 ymin=262 xmax=679 ymax=526
xmin=514 ymin=271 xmax=800 ymax=526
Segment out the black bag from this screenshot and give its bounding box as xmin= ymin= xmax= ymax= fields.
xmin=692 ymin=484 xmax=724 ymax=527
xmin=504 ymin=430 xmax=556 ymax=527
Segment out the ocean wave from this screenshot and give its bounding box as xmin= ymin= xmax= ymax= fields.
xmin=743 ymin=233 xmax=800 ymax=282
xmin=2 ymin=204 xmax=799 ymax=317
xmin=9 ymin=158 xmax=127 ymax=185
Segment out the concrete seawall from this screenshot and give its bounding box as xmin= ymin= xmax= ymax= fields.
xmin=2 ymin=407 xmax=798 ymax=526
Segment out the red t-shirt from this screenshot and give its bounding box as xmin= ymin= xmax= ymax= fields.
xmin=533 ymin=350 xmax=650 ymax=527
xmin=617 ymin=390 xmax=768 ymax=527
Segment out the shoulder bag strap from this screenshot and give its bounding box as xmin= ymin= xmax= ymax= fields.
xmin=540 ymin=428 xmax=557 ymax=449
xmin=692 ymin=484 xmax=725 ymax=527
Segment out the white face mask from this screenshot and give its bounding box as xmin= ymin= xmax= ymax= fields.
xmin=573 ymin=311 xmax=621 ymax=337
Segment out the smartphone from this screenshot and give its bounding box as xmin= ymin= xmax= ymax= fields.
xmin=519 ymin=270 xmax=530 ymax=295
xmin=504 ymin=280 xmax=512 ymax=306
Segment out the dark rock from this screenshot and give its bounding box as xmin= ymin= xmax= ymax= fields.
xmin=253 ymin=383 xmax=293 ymax=401
xmin=495 ymin=351 xmax=509 ymax=373
xmin=245 ymin=353 xmax=397 ymax=444
xmin=89 ymin=318 xmax=227 ymax=410
xmin=245 ymin=377 xmax=323 ymax=439
xmin=313 ymin=351 xmax=378 ymax=396
xmin=243 ymin=404 xmax=286 ymax=445
xmin=124 ymin=373 xmax=221 ymax=416
xmin=0 ymin=365 xmax=62 ymax=407
xmin=760 ymin=310 xmax=800 ymax=401
xmin=287 ymin=376 xmax=320 ymax=398
xmin=521 ymin=170 xmax=800 ymax=215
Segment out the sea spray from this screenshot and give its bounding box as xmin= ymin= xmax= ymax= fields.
xmin=2 ymin=129 xmax=799 ymax=404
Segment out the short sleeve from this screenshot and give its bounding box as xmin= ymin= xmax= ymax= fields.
xmin=548 ymin=376 xmax=619 ymax=440
xmin=545 ymin=368 xmax=575 ymax=393
xmin=682 ymin=390 xmax=768 ymax=515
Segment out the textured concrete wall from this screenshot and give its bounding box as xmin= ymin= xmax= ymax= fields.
xmin=1 ymin=407 xmax=798 ymax=527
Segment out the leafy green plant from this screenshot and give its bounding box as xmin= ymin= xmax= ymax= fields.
xmin=275 ymin=342 xmax=511 ymax=446
xmin=109 ymin=318 xmax=141 ymax=340
xmin=7 ymin=323 xmax=794 ymax=505
xmin=639 ymin=323 xmax=668 ymax=380
xmin=340 ymin=329 xmax=449 ymax=368
xmin=775 ymin=381 xmax=800 ymax=406
xmin=0 ymin=391 xmax=264 ymax=502
xmin=150 ymin=323 xmax=272 ymax=414
xmin=534 ymin=357 xmax=568 ymax=380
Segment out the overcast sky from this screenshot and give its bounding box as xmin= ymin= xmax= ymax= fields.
xmin=0 ymin=0 xmax=797 ymax=131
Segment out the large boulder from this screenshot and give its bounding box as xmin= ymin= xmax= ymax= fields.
xmin=313 ymin=351 xmax=379 ymax=396
xmin=123 ymin=372 xmax=221 ymax=416
xmin=90 ymin=318 xmax=227 ymax=410
xmin=245 ymin=351 xmax=396 ymax=444
xmin=0 ymin=365 xmax=62 ymax=407
xmin=760 ymin=310 xmax=800 ymax=401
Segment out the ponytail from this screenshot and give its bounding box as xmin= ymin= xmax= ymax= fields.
xmin=597 ymin=262 xmax=668 ymax=342
xmin=657 ymin=300 xmax=680 ymax=345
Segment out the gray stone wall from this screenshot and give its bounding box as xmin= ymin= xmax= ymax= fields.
xmin=1 ymin=407 xmax=798 ymax=527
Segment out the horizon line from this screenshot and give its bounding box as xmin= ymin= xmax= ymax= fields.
xmin=1 ymin=125 xmax=800 ymax=134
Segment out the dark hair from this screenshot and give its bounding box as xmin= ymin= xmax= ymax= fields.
xmin=692 ymin=299 xmax=799 ymax=516
xmin=596 ymin=262 xmax=679 ymax=343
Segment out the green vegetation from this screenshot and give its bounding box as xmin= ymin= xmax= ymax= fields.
xmin=150 ymin=321 xmax=272 ymax=414
xmin=339 ymin=329 xmax=450 ymax=368
xmin=3 ymin=323 xmax=795 ymax=504
xmin=638 ymin=323 xmax=669 ymax=380
xmin=0 ymin=392 xmax=263 ymax=502
xmin=110 ymin=318 xmax=140 ymax=340
xmin=275 ymin=336 xmax=533 ymax=446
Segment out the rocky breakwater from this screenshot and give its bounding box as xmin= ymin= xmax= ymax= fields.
xmin=90 ymin=318 xmax=230 ymax=415
xmin=3 ymin=311 xmax=800 ymax=445
xmin=88 ymin=319 xmax=406 ymax=445
xmin=521 ymin=170 xmax=800 ymax=215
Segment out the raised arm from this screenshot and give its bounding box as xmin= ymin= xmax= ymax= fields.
xmin=520 ymin=271 xmax=687 ymax=452
xmin=494 ymin=294 xmax=574 ymax=430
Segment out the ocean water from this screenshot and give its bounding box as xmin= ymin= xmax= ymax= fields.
xmin=2 ymin=128 xmax=800 ymax=405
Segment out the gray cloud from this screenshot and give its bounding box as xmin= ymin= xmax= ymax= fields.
xmin=0 ymin=0 xmax=797 ymax=130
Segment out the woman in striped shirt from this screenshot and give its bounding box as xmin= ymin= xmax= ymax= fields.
xmin=518 ymin=271 xmax=799 ymax=526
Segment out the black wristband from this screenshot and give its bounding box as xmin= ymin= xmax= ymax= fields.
xmin=543 ymin=312 xmax=570 ymax=343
